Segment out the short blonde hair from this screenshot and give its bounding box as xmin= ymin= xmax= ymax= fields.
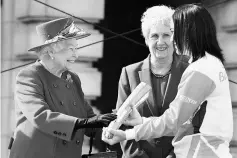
xmin=141 ymin=5 xmax=174 ymax=39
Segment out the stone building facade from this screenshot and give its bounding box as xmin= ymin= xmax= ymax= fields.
xmin=1 ymin=0 xmax=237 ymax=157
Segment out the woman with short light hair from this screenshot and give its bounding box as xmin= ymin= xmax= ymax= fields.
xmin=106 ymin=5 xmax=190 ymax=158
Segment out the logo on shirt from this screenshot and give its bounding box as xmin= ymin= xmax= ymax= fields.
xmin=219 ymin=71 xmax=227 ymax=82
xmin=177 ymin=95 xmax=197 ymax=104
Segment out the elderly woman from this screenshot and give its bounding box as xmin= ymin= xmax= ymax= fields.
xmin=103 ymin=4 xmax=233 ymax=158
xmin=9 ymin=17 xmax=116 ymax=158
xmin=108 ymin=5 xmax=189 ymax=158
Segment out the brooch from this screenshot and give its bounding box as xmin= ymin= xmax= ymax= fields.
xmin=66 ymin=73 xmax=73 ymax=83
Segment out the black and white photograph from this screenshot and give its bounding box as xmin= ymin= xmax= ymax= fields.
xmin=1 ymin=0 xmax=237 ymax=158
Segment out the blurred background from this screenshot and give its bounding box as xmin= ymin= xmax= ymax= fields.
xmin=1 ymin=0 xmax=237 ymax=157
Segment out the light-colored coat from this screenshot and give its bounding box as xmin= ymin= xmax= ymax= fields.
xmin=10 ymin=61 xmax=95 ymax=158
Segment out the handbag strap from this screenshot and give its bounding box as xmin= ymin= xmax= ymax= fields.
xmin=88 ymin=128 xmax=96 ymax=155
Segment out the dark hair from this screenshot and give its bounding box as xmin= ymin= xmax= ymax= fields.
xmin=173 ymin=4 xmax=224 ymax=63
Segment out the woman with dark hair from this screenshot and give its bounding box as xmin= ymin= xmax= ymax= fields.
xmin=173 ymin=4 xmax=224 ymax=63
xmin=102 ymin=4 xmax=233 ymax=158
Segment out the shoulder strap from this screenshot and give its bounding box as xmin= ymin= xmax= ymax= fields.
xmin=88 ymin=128 xmax=96 ymax=155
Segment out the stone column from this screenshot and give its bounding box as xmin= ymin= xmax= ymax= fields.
xmin=1 ymin=0 xmax=105 ymax=157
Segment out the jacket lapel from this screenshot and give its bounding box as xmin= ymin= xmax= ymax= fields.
xmin=162 ymin=54 xmax=183 ymax=113
xmin=138 ymin=56 xmax=158 ymax=116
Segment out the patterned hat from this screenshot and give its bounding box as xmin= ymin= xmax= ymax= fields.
xmin=28 ymin=17 xmax=90 ymax=52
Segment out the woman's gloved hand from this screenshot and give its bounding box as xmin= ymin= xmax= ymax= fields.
xmin=75 ymin=113 xmax=117 ymax=129
xmin=88 ymin=113 xmax=117 ymax=127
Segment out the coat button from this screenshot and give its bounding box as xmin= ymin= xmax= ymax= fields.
xmin=53 ymin=84 xmax=58 ymax=88
xmin=60 ymin=101 xmax=64 ymax=106
xmin=62 ymin=140 xmax=67 ymax=145
xmin=73 ymin=101 xmax=76 ymax=106
xmin=76 ymin=140 xmax=80 ymax=145
xmin=66 ymin=84 xmax=70 ymax=89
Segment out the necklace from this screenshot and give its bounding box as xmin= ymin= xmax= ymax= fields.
xmin=150 ymin=62 xmax=172 ymax=78
xmin=150 ymin=58 xmax=172 ymax=78
xmin=151 ymin=68 xmax=171 ymax=78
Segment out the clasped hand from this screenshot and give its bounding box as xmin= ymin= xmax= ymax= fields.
xmin=102 ymin=107 xmax=142 ymax=145
xmin=75 ymin=113 xmax=117 ymax=129
xmin=88 ymin=113 xmax=117 ymax=127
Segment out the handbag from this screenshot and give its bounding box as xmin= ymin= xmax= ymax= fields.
xmin=82 ymin=129 xmax=117 ymax=158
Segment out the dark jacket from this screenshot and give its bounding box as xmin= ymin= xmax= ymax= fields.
xmin=10 ymin=61 xmax=95 ymax=158
xmin=116 ymin=54 xmax=189 ymax=158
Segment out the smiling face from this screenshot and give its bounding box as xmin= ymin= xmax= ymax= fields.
xmin=145 ymin=21 xmax=174 ymax=63
xmin=51 ymin=38 xmax=78 ymax=71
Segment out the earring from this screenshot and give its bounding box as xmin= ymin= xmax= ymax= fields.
xmin=51 ymin=56 xmax=54 ymax=60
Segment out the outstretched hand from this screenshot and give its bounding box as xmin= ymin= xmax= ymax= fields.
xmin=123 ymin=107 xmax=142 ymax=126
xmin=85 ymin=113 xmax=117 ymax=128
xmin=97 ymin=113 xmax=117 ymax=126
xmin=101 ymin=127 xmax=126 ymax=145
